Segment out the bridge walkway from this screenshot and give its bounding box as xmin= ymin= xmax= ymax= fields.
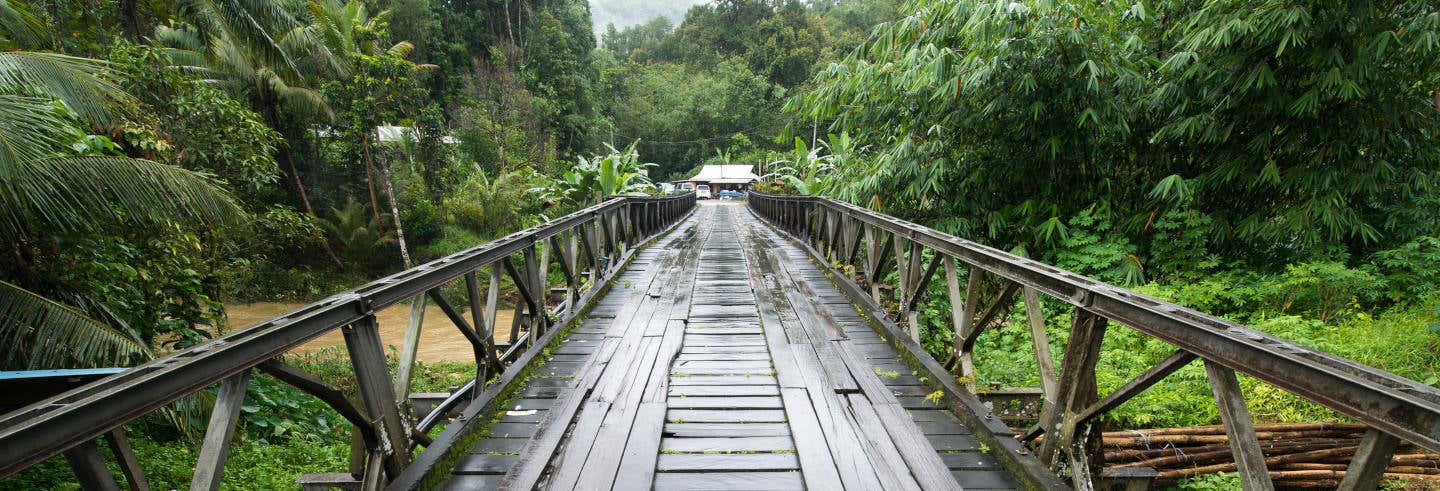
xmin=441 ymin=202 xmax=1017 ymax=489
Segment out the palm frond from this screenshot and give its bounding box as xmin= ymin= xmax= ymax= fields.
xmin=272 ymin=82 xmax=333 ymax=120
xmin=0 ymin=94 xmax=77 ymax=170
xmin=0 ymin=51 xmax=131 ymax=126
xmin=387 ymin=40 xmax=414 ymax=59
xmin=0 ymin=0 xmax=49 ymax=49
xmin=0 ymin=280 xmax=152 ymax=369
xmin=0 ymin=156 xmax=243 ymax=239
xmin=177 ymin=0 xmax=303 ymax=78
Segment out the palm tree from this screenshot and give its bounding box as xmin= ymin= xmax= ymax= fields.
xmin=154 ymin=7 xmax=339 ymax=218
xmin=320 ymin=198 xmax=395 ymax=267
xmin=449 ymin=166 xmax=537 ymax=238
xmin=0 ymin=40 xmax=241 ymax=368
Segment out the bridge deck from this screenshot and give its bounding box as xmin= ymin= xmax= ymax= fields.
xmin=441 ymin=202 xmax=1017 ymax=490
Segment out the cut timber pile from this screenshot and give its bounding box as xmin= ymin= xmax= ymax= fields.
xmin=1093 ymin=424 xmax=1440 ymax=488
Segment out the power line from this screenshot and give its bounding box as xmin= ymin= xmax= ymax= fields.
xmin=611 ymin=118 xmax=788 ymax=146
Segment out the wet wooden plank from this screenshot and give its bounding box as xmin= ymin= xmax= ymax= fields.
xmin=667 ymin=409 xmax=787 ymax=423
xmin=660 ymin=436 xmax=794 ymax=453
xmin=664 ymin=423 xmax=791 ymax=438
xmin=940 ymin=451 xmax=1002 ymax=470
xmin=651 ymin=471 xmax=804 ymax=490
xmin=951 ymin=469 xmax=1018 ymax=489
xmin=613 ymin=402 xmax=667 ymax=490
xmin=675 ymin=352 xmax=772 ymax=361
xmin=440 ymin=474 xmax=503 ymax=490
xmin=671 ymin=360 xmax=773 ymax=371
xmin=847 ymin=394 xmax=923 ymax=491
xmin=788 ymin=346 xmax=882 ymax=490
xmin=485 ymin=422 xmax=537 ymax=438
xmin=778 ymin=387 xmax=844 ymax=491
xmin=680 ymin=345 xmax=769 ymax=354
xmin=656 ymin=453 xmax=800 ymax=472
xmin=668 ymin=385 xmax=780 ymax=397
xmin=452 ymin=453 xmax=519 ymax=475
xmin=668 ymin=375 xmax=778 ymax=386
xmin=665 ymin=397 xmax=784 ymax=409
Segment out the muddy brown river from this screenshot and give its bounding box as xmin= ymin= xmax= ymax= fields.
xmin=224 ymin=302 xmax=515 ymax=363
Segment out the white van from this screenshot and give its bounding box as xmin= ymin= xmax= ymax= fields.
xmin=696 ymin=184 xmax=712 ymax=199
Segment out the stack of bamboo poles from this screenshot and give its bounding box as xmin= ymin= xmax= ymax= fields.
xmin=1095 ymin=424 xmax=1440 ymax=488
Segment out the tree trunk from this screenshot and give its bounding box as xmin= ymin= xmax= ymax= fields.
xmin=503 ymin=0 xmax=516 ymax=46
xmin=116 ymin=0 xmax=141 ymax=41
xmin=378 ymin=158 xmax=414 ymax=269
xmin=279 ymin=149 xmax=316 ymax=217
xmin=360 ymin=132 xmax=384 ymax=225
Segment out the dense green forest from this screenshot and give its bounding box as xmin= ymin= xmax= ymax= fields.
xmin=2 ymin=0 xmax=1439 ymax=488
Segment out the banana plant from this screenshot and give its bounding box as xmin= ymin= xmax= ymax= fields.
xmin=761 ymin=137 xmax=832 ymax=195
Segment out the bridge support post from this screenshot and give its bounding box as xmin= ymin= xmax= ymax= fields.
xmin=345 ymin=315 xmax=411 ymax=481
xmin=392 ymin=295 xmax=426 ymax=407
xmin=1023 ymin=287 xmax=1059 ymax=413
xmin=1338 ymin=428 xmax=1400 ymax=491
xmin=191 ymin=370 xmax=251 ymax=491
xmin=1039 ymin=309 xmax=1106 ymax=490
xmin=1205 ymin=361 xmax=1275 ymax=491
xmin=104 ymin=429 xmax=148 ymax=491
xmin=64 ymin=438 xmax=120 ymax=491
xmin=952 ymin=267 xmax=982 ymax=377
xmin=465 ymin=271 xmax=492 ymax=387
xmin=863 ymin=225 xmax=882 ymax=302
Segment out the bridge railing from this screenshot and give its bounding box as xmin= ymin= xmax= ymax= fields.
xmin=748 ymin=191 xmax=1440 ymax=490
xmin=0 ymin=192 xmax=695 ymax=489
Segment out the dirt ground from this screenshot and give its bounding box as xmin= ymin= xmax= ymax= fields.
xmin=224 ymin=302 xmax=516 ymax=363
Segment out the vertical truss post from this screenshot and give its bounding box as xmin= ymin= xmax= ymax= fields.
xmin=65 ymin=438 xmax=119 ymax=491
xmin=1039 ymin=309 xmax=1107 ymax=490
xmin=598 ymin=211 xmax=616 ymax=267
xmin=104 ymin=429 xmax=147 ymax=491
xmin=464 ymin=272 xmax=497 ymax=385
xmin=1205 ymin=361 xmax=1275 ymax=491
xmin=900 ymin=240 xmax=927 ymax=342
xmin=567 ymin=230 xmax=581 ymax=309
xmin=892 ymin=233 xmax=911 ymax=313
xmin=863 ymin=224 xmax=882 ymax=302
xmin=525 ymin=242 xmax=546 ymax=337
xmin=1338 ymin=428 xmax=1400 ymax=491
xmin=954 ymin=268 xmax=983 ymax=377
xmin=845 ymin=216 xmax=863 ymax=266
xmin=485 ymin=263 xmax=503 ymax=347
xmin=944 ymin=256 xmax=967 ymax=359
xmin=191 ymin=370 xmax=252 ymax=491
xmin=345 ymin=315 xmax=411 ymax=480
xmin=393 ymin=294 xmax=426 ymax=405
xmin=617 ymin=204 xmax=630 ymax=256
xmin=1024 ymin=287 xmax=1059 ymax=410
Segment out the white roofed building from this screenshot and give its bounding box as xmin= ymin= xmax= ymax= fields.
xmin=679 ymin=164 xmax=759 ymax=195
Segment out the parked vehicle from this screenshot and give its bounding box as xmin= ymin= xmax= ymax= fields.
xmin=718 ymin=190 xmax=744 ymax=199
xmin=696 ymin=184 xmax=712 ymax=199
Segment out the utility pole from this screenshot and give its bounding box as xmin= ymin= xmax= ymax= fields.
xmin=811 ymin=117 xmax=818 ymax=149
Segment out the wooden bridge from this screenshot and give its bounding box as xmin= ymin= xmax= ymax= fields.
xmin=2 ymin=193 xmax=1438 ymax=490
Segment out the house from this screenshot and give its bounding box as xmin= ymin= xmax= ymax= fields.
xmin=678 ymin=164 xmax=760 ymax=195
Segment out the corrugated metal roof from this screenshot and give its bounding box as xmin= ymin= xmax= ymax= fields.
xmin=687 ymin=164 xmax=759 ymax=182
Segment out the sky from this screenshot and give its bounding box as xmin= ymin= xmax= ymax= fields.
xmin=588 ymin=0 xmax=711 ymax=38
